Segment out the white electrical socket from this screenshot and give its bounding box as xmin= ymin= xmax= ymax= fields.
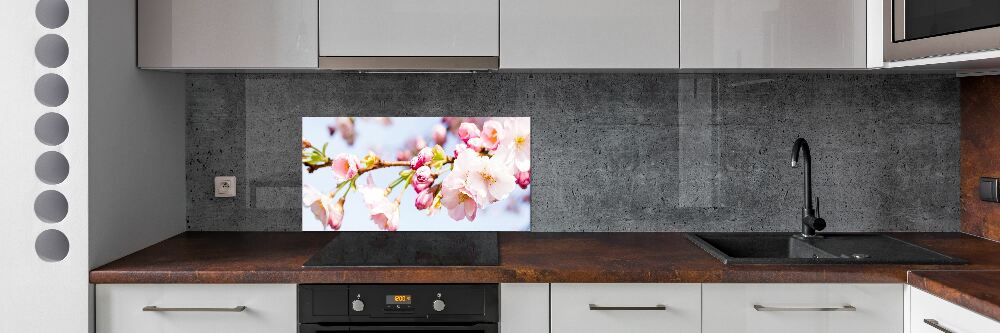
xmin=214 ymin=176 xmax=236 ymax=197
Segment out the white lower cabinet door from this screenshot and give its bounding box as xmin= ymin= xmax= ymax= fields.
xmin=550 ymin=283 xmax=701 ymax=333
xmin=702 ymin=284 xmax=903 ymax=333
xmin=500 ymin=283 xmax=549 ymax=333
xmin=96 ymin=284 xmax=297 ymax=333
xmin=910 ymin=287 xmax=1000 ymax=333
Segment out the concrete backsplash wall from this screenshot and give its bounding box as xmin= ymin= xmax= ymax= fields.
xmin=186 ymin=73 xmax=960 ymax=232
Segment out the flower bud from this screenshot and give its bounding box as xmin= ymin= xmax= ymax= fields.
xmin=432 ymin=124 xmax=448 ymax=145
xmin=410 ymin=147 xmax=433 ymax=169
xmin=516 ymin=170 xmax=531 ymax=189
xmin=412 ymin=166 xmax=434 ymax=193
xmin=458 ymin=122 xmax=481 ymax=143
xmin=415 ymin=189 xmax=435 ymax=210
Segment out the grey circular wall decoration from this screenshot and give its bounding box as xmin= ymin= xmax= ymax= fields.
xmin=34 ymin=190 xmax=68 ymax=223
xmin=35 ymin=151 xmax=69 ymax=185
xmin=34 ymin=73 xmax=69 ymax=107
xmin=35 ymin=34 xmax=68 ymax=68
xmin=36 ymin=0 xmax=69 ymax=29
xmin=35 ymin=112 xmax=69 ymax=145
xmin=35 ymin=229 xmax=69 ymax=262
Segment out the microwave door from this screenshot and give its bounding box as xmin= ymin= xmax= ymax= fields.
xmin=885 ymin=0 xmax=1000 ymax=61
xmin=896 ymin=0 xmax=1000 ymax=42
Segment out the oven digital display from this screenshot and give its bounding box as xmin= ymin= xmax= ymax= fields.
xmin=386 ymin=295 xmax=412 ymax=305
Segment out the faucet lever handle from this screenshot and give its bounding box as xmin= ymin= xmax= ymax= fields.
xmin=815 ymin=196 xmax=820 ymax=218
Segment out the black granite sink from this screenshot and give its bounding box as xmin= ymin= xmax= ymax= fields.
xmin=687 ymin=233 xmax=966 ymax=265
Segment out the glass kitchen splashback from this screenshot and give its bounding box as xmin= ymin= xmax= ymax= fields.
xmin=302 ymin=117 xmax=531 ymax=231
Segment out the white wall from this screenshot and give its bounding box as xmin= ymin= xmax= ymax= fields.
xmin=0 ymin=0 xmax=185 ymax=331
xmin=0 ymin=0 xmax=90 ymax=331
xmin=88 ymin=0 xmax=186 ymax=269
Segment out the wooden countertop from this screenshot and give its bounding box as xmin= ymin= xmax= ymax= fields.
xmin=90 ymin=232 xmax=1000 ymax=321
xmin=91 ymin=232 xmax=1000 ymax=284
xmin=908 ymin=270 xmax=1000 ymax=323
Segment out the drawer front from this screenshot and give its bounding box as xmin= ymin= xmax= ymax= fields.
xmin=551 ymin=283 xmax=701 ymax=333
xmin=703 ymin=284 xmax=903 ymax=333
xmin=910 ymin=287 xmax=1000 ymax=333
xmin=96 ymin=284 xmax=296 ymax=333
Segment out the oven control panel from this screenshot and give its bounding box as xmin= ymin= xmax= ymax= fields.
xmin=350 ymin=284 xmax=480 ymax=318
xmin=299 ymin=284 xmax=498 ymax=324
xmin=384 ymin=294 xmax=414 ymax=311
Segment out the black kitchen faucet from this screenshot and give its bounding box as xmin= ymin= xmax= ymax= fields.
xmin=791 ymin=138 xmax=826 ymax=237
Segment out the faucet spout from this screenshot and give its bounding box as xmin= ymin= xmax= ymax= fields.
xmin=791 ymin=138 xmax=825 ymax=237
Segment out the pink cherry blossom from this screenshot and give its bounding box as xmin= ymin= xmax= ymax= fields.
xmin=450 ymin=149 xmax=516 ymax=206
xmin=432 ymin=124 xmax=447 ymax=145
xmin=358 ymin=175 xmax=400 ymax=231
xmin=409 ymin=136 xmax=427 ymax=151
xmin=411 ymin=165 xmax=434 ymax=193
xmin=516 ymin=170 xmax=531 ymax=189
xmin=439 ymin=151 xmax=481 ymax=221
xmin=410 ymin=147 xmax=433 ymax=170
xmin=334 ymin=117 xmax=356 ymax=146
xmin=457 ymin=122 xmax=481 ymax=143
xmin=396 ymin=150 xmax=412 ymax=161
xmin=330 ymin=153 xmax=360 ymax=181
xmin=480 ymin=120 xmax=504 ymax=151
xmin=370 ymin=199 xmax=400 ymax=231
xmin=414 ymin=188 xmax=435 ymax=210
xmin=495 ymin=117 xmax=530 ymax=172
xmin=466 ymin=137 xmax=485 ymax=152
xmin=359 ymin=175 xmax=387 ymax=208
xmin=328 ymin=198 xmax=345 ymax=229
xmin=440 ymin=182 xmax=478 ymax=221
xmin=302 ymin=186 xmax=344 ymax=230
xmin=464 ymin=155 xmax=517 ymax=205
xmin=453 ymin=143 xmax=469 ymax=158
xmin=451 ymin=149 xmax=483 ymax=179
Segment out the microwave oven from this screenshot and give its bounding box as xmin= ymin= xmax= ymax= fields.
xmin=884 ymin=0 xmax=1000 ymax=62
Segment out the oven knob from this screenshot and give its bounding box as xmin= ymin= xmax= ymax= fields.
xmin=432 ymin=299 xmax=446 ymax=312
xmin=352 ymin=299 xmax=365 ymax=312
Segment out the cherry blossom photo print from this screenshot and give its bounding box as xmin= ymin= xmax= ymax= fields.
xmin=302 ymin=117 xmax=530 ymax=231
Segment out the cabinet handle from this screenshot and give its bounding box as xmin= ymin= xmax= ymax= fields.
xmin=923 ymin=319 xmax=955 ymax=333
xmin=753 ymin=304 xmax=856 ymax=312
xmin=588 ymin=304 xmax=667 ymax=311
xmin=143 ymin=306 xmax=247 ymax=312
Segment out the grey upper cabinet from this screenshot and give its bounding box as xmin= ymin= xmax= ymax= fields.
xmin=138 ymin=0 xmax=318 ymax=69
xmin=319 ymin=0 xmax=499 ymax=57
xmin=681 ymin=0 xmax=877 ymax=69
xmin=501 ymin=0 xmax=680 ymax=69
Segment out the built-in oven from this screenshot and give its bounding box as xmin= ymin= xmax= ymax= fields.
xmin=299 ymin=284 xmax=498 ymax=333
xmin=884 ymin=0 xmax=1000 ymax=61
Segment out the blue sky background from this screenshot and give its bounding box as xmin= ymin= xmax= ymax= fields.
xmin=302 ymin=117 xmax=531 ymax=231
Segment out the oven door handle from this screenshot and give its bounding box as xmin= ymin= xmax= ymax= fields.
xmin=299 ymin=323 xmax=498 ymax=333
xmin=347 ymin=323 xmax=497 ymax=331
xmin=344 ymin=323 xmax=497 ymax=333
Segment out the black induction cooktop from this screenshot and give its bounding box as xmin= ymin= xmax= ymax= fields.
xmin=303 ymin=232 xmax=499 ymax=267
